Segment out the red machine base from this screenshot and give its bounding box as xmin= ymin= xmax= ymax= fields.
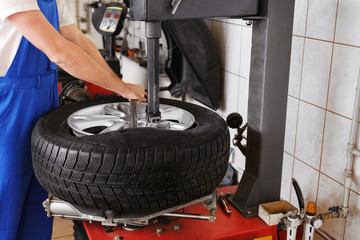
xmin=82 ymin=186 xmax=296 ymax=240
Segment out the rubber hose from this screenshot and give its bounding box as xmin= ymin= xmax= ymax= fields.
xmin=292 ymin=178 xmax=305 ymax=212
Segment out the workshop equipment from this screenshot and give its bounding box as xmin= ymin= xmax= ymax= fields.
xmin=107 ymin=0 xmax=294 ymax=220
xmin=63 ymin=0 xmax=296 ymax=218
xmin=40 ymin=1 xmax=230 ymax=228
xmin=45 ymin=0 xmax=298 ymax=238
xmin=87 ymin=0 xmax=294 ymax=230
xmin=128 ymin=0 xmax=296 ymax=216
xmin=78 ymin=186 xmax=293 ymax=240
xmin=129 ymin=0 xmax=295 ymax=218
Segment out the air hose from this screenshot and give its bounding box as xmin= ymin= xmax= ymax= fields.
xmin=292 ymin=178 xmax=305 ymax=213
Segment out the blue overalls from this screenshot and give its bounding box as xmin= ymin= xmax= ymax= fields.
xmin=0 ymin=0 xmax=60 ymax=239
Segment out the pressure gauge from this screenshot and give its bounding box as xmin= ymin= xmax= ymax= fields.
xmin=311 ymin=218 xmax=323 ymax=229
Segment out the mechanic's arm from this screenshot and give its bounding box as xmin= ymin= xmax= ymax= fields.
xmin=59 ymin=24 xmax=117 ymax=79
xmin=8 ymin=10 xmax=146 ymax=102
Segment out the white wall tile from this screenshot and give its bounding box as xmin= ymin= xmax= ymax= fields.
xmin=284 ymin=97 xmax=299 ymax=155
xmin=220 ymin=72 xmax=240 ymax=117
xmin=322 ymin=112 xmax=351 ymax=184
xmin=295 ymin=102 xmax=325 ymax=169
xmin=293 ymin=0 xmax=309 ymax=36
xmin=281 ymin=153 xmax=295 ymax=202
xmin=225 ymin=24 xmax=242 ymax=75
xmin=344 ymin=191 xmax=360 ymax=239
xmin=300 ymin=39 xmax=332 ymax=108
xmin=289 ymin=36 xmax=305 ymax=98
xmin=306 ymin=0 xmax=337 ymax=41
xmin=328 ymin=44 xmax=360 ymax=119
xmin=290 ymin=159 xmax=319 ymax=209
xmin=239 ymin=26 xmax=252 ymax=79
xmin=317 ymin=174 xmax=345 ymax=240
xmin=212 ymin=21 xmax=227 ymax=70
xmin=335 ymin=0 xmax=360 ymax=47
xmin=237 ymin=77 xmax=249 ymax=123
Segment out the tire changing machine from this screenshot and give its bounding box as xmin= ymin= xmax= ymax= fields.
xmin=48 ymin=0 xmax=298 ymax=239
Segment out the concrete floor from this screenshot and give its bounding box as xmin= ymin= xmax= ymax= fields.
xmin=51 ymin=217 xmax=74 ymax=240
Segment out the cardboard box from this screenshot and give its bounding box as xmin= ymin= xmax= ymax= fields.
xmin=258 ymin=200 xmax=297 ymax=226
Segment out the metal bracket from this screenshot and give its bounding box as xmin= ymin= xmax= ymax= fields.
xmin=43 ymin=190 xmax=218 ymax=226
xmin=201 ymin=191 xmax=217 ymax=216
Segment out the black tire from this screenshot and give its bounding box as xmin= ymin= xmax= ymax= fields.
xmin=31 ymin=96 xmax=230 ymax=215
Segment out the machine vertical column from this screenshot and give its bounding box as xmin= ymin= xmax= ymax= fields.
xmin=146 ymin=21 xmax=162 ymax=122
xmin=228 ymin=0 xmax=295 ymax=217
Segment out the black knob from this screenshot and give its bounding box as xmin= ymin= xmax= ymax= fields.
xmin=226 ymin=113 xmax=243 ymax=129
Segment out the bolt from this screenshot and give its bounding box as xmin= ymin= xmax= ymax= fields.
xmin=113 ymin=236 xmax=123 ymax=240
xmin=246 ymin=210 xmax=252 ymax=215
xmin=245 ymin=20 xmax=253 ymax=26
xmin=155 ymin=228 xmax=163 ymax=234
xmin=173 ymin=225 xmax=181 ymax=231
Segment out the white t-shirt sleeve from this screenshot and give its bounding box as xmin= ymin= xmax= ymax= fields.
xmin=57 ymin=0 xmax=75 ymax=27
xmin=0 ymin=0 xmax=39 ymax=20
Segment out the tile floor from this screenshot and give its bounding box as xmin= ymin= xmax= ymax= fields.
xmin=51 ymin=217 xmax=74 ymax=240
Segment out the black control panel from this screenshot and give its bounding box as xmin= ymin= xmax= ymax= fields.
xmin=92 ymin=3 xmax=127 ymax=37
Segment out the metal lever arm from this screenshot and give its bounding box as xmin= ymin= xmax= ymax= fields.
xmin=162 ymin=212 xmax=216 ymax=222
xmin=145 ymin=21 xmax=162 ymax=123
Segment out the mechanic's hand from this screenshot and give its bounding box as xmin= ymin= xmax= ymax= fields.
xmin=120 ymin=82 xmax=147 ymax=103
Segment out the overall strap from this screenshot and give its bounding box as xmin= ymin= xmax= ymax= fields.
xmin=3 ymin=0 xmax=60 ymax=78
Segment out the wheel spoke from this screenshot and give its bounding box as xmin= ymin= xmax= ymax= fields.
xmin=161 ymin=107 xmax=184 ymax=122
xmin=99 ymin=121 xmax=127 ymax=134
xmin=104 ymin=104 xmax=127 ymax=118
xmin=161 ymin=106 xmax=194 ymax=129
xmin=68 ymin=115 xmax=120 ymax=131
xmin=165 ymin=121 xmax=189 ymax=130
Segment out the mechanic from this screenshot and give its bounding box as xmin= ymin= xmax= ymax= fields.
xmin=0 ymin=0 xmax=146 ymax=239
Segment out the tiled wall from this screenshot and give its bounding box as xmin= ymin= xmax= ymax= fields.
xmin=204 ymin=19 xmax=252 ymax=179
xmin=67 ymin=0 xmax=360 ymax=239
xmin=283 ymin=0 xmax=360 ymax=239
